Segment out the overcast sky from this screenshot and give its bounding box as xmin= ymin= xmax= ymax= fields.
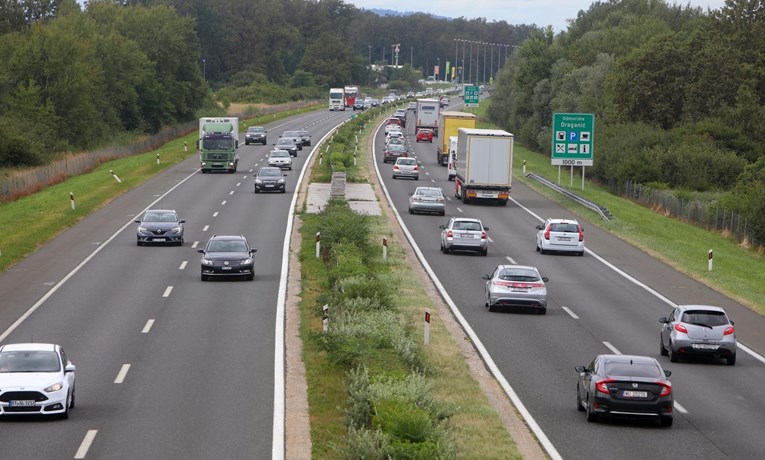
xmin=347 ymin=0 xmax=728 ymax=32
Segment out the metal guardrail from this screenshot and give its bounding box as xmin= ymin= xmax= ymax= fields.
xmin=525 ymin=172 xmax=613 ymax=221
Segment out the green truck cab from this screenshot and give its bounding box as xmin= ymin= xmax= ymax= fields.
xmin=198 ymin=117 xmax=239 ymax=173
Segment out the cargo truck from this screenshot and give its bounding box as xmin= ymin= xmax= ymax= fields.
xmin=447 ymin=136 xmax=458 ymax=181
xmin=437 ymin=111 xmax=477 ymax=166
xmin=198 ymin=117 xmax=239 ymax=173
xmin=329 ymin=88 xmax=345 ymax=111
xmin=454 ymin=128 xmax=513 ymax=205
xmin=415 ymin=98 xmax=440 ymax=137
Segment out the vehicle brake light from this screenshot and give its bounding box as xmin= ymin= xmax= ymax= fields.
xmin=437 ymin=197 xmax=444 ymax=203
xmin=446 ymin=230 xmax=453 ymax=238
xmin=659 ymin=382 xmax=672 ymax=397
xmin=595 ymin=379 xmax=614 ymax=395
xmin=544 ymin=227 xmax=551 ymax=240
xmin=393 ymin=165 xmax=399 ymax=170
xmin=578 ymin=226 xmax=584 ymax=242
xmin=674 ymin=323 xmax=688 ymax=334
xmin=724 ymin=326 xmax=735 ymax=335
xmin=481 ymin=231 xmax=487 ymax=239
xmin=414 ymin=166 xmax=419 ymax=171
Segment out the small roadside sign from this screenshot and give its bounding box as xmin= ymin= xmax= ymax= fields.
xmin=464 ymin=85 xmax=480 ymax=107
xmin=551 ymin=113 xmax=594 ymax=166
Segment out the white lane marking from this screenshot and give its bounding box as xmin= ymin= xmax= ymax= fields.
xmin=236 ymin=182 xmax=241 ymax=187
xmin=505 ymin=256 xmax=516 ymax=264
xmin=446 ymin=196 xmax=452 ymax=201
xmin=370 ymin=121 xmax=563 ymax=460
xmin=162 ymin=286 xmax=173 ymax=297
xmin=221 ymin=200 xmax=227 ymax=206
xmin=674 ymin=402 xmax=689 ymax=414
xmin=509 ymin=195 xmax=765 ymax=366
xmin=431 ymin=179 xmax=436 ymax=183
xmin=248 ymin=170 xmax=253 ymax=173
xmin=202 ymin=225 xmax=209 ymax=232
xmin=425 ymin=172 xmax=430 ymax=175
xmin=212 ymin=211 xmax=219 ymax=217
xmin=488 ymin=237 xmax=494 ymax=243
xmin=179 ymin=261 xmax=188 ymax=270
xmin=561 ymin=306 xmax=579 ymax=320
xmin=74 ymin=430 xmax=98 ymax=459
xmin=229 ymin=190 xmax=235 ymax=195
xmin=603 ymin=342 xmax=621 ymax=354
xmin=456 ymin=207 xmax=463 ymax=213
xmin=0 ymin=165 xmax=200 ymax=344
xmin=114 ymin=364 xmax=131 ymax=384
xmin=142 ymin=319 xmax=155 ymax=334
xmin=192 ymin=241 xmax=199 ymax=249
xmin=243 ymin=174 xmax=249 ymax=178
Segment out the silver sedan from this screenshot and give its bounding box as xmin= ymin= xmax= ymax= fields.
xmin=659 ymin=305 xmax=737 ymax=365
xmin=482 ymin=265 xmax=549 ymax=314
xmin=408 ymin=187 xmax=445 ymax=215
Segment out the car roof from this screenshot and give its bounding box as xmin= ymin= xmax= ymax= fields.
xmin=414 ymin=186 xmax=442 ymax=193
xmin=677 ymin=305 xmax=727 ymax=313
xmin=145 ymin=209 xmax=176 ymax=213
xmin=495 ymin=264 xmax=539 ymax=272
xmin=598 ymin=354 xmax=659 ymax=365
xmin=258 ymin=166 xmax=283 ymax=173
xmin=247 ymin=126 xmax=265 ymax=130
xmin=0 ymin=343 xmax=58 ymax=352
xmin=209 ymin=234 xmax=246 ymax=241
xmin=546 ymin=218 xmax=579 ymax=224
xmin=270 ymin=149 xmax=290 ymax=155
xmin=452 ymin=217 xmax=481 ymax=223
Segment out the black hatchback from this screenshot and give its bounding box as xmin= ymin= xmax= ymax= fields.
xmin=575 ymin=354 xmax=674 ymax=427
xmin=198 ymin=235 xmax=257 ymax=281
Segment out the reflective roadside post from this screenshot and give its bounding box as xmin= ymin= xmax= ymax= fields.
xmin=322 ymin=304 xmax=329 ymax=333
xmin=424 ymin=310 xmax=431 ymax=345
xmin=316 ymin=232 xmax=321 ymax=259
xmin=382 ymin=237 xmax=388 ymax=262
xmin=110 ymin=170 xmax=122 ymax=183
xmin=70 ymin=192 xmax=75 ymax=211
xmin=708 ymin=249 xmax=713 ymax=271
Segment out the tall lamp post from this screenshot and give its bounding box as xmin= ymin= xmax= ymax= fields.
xmin=437 ymin=57 xmax=440 ymax=81
xmin=202 ymin=58 xmax=206 ymax=81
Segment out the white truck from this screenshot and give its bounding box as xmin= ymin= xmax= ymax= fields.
xmin=415 ymin=98 xmax=440 ymax=137
xmin=454 ymin=128 xmax=513 ymax=205
xmin=329 ymin=88 xmax=345 ymax=111
xmin=198 ymin=117 xmax=239 ymax=173
xmin=447 ymin=136 xmax=458 ymax=181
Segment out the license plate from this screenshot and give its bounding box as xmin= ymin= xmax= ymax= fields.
xmin=222 ymin=266 xmax=232 ymax=270
xmin=265 ymin=184 xmax=274 ymax=188
xmin=558 ymin=237 xmax=571 ymax=241
xmin=153 ymin=238 xmax=166 ymax=242
xmin=692 ymin=343 xmax=719 ymax=350
xmin=621 ymin=391 xmax=648 ymax=398
xmin=478 ymin=191 xmax=497 ymax=198
xmin=9 ymin=400 xmax=35 ymax=407
xmin=460 ymin=234 xmax=474 ymax=238
xmin=213 ymin=163 xmax=223 ymax=167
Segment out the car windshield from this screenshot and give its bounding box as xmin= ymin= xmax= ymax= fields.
xmin=388 ymin=145 xmax=406 ymax=152
xmin=681 ymin=310 xmax=728 ymax=327
xmin=497 ymin=269 xmax=540 ymax=282
xmin=416 ymin=188 xmax=441 ymax=197
xmin=452 ymin=221 xmax=482 ymax=231
xmin=247 ymin=127 xmax=264 ymax=133
xmin=208 ymin=240 xmax=248 ymax=252
xmin=277 ymin=139 xmax=293 ymax=146
xmin=270 ymin=151 xmax=289 ymax=158
xmin=550 ymin=223 xmax=579 ymax=232
xmin=202 ymin=139 xmax=234 ymax=150
xmin=0 ymin=350 xmax=60 ymax=373
xmin=258 ymin=169 xmax=282 ymax=177
xmin=398 ymin=159 xmax=417 ymax=166
xmin=604 ymin=361 xmax=662 ymax=379
xmin=144 ymin=212 xmax=177 ymax=222
xmin=284 ymin=131 xmax=300 ymax=137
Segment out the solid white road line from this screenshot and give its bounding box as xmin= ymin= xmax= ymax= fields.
xmin=456 ymin=207 xmax=463 ymax=213
xmin=202 ymin=225 xmax=209 ymax=232
xmin=603 ymin=342 xmax=621 ymax=354
xmin=488 ymin=237 xmax=494 ymax=243
xmin=74 ymin=430 xmax=98 ymax=459
xmin=141 ymin=319 xmax=155 ymax=334
xmin=505 ymin=256 xmax=517 ymax=264
xmin=179 ymin=261 xmax=188 ymax=270
xmin=114 ymin=364 xmax=131 ymax=384
xmin=162 ymin=286 xmax=173 ymax=298
xmin=192 ymin=241 xmax=199 ymax=249
xmin=674 ymin=402 xmax=689 ymax=414
xmin=212 ymin=211 xmax=219 ymax=217
xmin=561 ymin=306 xmax=579 ymax=320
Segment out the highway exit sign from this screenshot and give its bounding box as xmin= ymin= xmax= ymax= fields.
xmin=464 ymin=85 xmax=480 ymax=107
xmin=551 ymin=113 xmax=594 ymax=166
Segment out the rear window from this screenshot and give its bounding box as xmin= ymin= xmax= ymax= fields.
xmin=416 ymin=188 xmax=442 ymax=197
xmin=420 ymin=105 xmax=436 ymax=111
xmin=398 ymin=158 xmax=417 ymax=165
xmin=497 ymin=269 xmax=540 ymax=282
xmin=550 ymin=223 xmax=579 ymax=233
xmin=453 ymin=221 xmax=482 ymax=231
xmin=681 ymin=310 xmax=728 ymax=326
xmin=604 ymin=361 xmax=662 ymax=379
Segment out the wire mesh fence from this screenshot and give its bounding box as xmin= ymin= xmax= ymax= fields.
xmin=617 ymin=180 xmax=760 ymax=249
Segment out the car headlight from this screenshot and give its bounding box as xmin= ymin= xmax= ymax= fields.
xmin=240 ymin=258 xmax=253 ymax=265
xmin=278 ymin=178 xmax=285 ymax=184
xmin=171 ymin=226 xmax=182 ymax=233
xmin=44 ymin=382 xmax=63 ymax=393
xmin=138 ymin=226 xmax=148 ymax=233
xmin=201 ymin=258 xmax=214 ymax=266
xmin=254 ymin=179 xmax=263 ymax=184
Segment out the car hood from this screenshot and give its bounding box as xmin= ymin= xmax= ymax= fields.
xmin=203 ymin=252 xmax=250 ymax=261
xmin=0 ymin=372 xmax=62 ymax=389
xmin=257 ymin=175 xmax=283 ymax=182
xmin=140 ymin=222 xmax=179 ymax=230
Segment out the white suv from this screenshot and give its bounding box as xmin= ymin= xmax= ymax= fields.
xmin=535 ymin=218 xmax=584 ymax=256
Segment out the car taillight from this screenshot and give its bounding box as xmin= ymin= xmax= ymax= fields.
xmin=544 ymin=227 xmax=551 ymax=240
xmin=446 ymin=230 xmax=453 ymax=238
xmin=724 ymin=326 xmax=735 ymax=335
xmin=578 ymin=226 xmax=584 ymax=242
xmin=674 ymin=323 xmax=688 ymax=334
xmin=595 ymin=379 xmax=614 ymax=395
xmin=659 ymin=382 xmax=672 ymax=397
xmin=437 ymin=197 xmax=444 ymax=203
xmin=393 ymin=165 xmax=399 ymax=170
xmin=414 ymin=166 xmax=419 ymax=171
xmin=481 ymin=231 xmax=487 ymax=239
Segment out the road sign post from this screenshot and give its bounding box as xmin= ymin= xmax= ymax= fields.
xmin=464 ymin=85 xmax=480 ymax=107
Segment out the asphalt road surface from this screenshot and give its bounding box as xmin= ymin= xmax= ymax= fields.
xmin=0 ymin=108 xmax=349 ymax=459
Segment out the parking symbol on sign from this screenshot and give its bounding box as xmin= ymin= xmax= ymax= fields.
xmin=556 ymin=131 xmax=566 ymax=141
xmin=568 ymin=132 xmax=578 ymax=141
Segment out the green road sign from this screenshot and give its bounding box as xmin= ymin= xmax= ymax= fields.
xmin=464 ymin=85 xmax=480 ymax=107
xmin=551 ymin=113 xmax=594 ymax=166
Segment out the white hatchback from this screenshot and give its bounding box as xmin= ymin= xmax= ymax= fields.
xmin=0 ymin=343 xmax=76 ymax=418
xmin=536 ymin=218 xmax=585 ymax=256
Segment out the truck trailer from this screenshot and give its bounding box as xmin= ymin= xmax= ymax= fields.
xmin=437 ymin=111 xmax=477 ymax=166
xmin=454 ymin=128 xmax=513 ymax=205
xmin=415 ymin=98 xmax=440 ymax=137
xmin=198 ymin=117 xmax=239 ymax=173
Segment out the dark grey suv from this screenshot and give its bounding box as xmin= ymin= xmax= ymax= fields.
xmin=244 ymin=126 xmax=267 ymax=145
xmin=198 ymin=235 xmax=257 ymax=281
xmin=135 ymin=209 xmax=185 ymax=246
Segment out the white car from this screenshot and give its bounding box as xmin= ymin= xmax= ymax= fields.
xmin=385 ymin=123 xmax=402 ymax=135
xmin=385 ymin=131 xmax=405 ymax=144
xmin=536 ymin=218 xmax=585 ymax=256
xmin=0 ymin=343 xmax=76 ymax=418
xmin=268 ymin=149 xmax=293 ymax=170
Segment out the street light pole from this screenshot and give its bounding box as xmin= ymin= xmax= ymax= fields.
xmin=483 ymin=42 xmax=487 ymax=85
xmin=202 ymin=58 xmax=206 ymax=81
xmin=437 ymin=57 xmax=440 ymax=81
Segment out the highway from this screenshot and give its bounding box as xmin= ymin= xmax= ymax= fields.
xmin=375 ymin=103 xmax=765 ymax=459
xmin=0 ymin=108 xmax=349 ymax=459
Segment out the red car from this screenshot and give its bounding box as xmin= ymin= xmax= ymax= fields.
xmin=416 ymin=129 xmax=433 ymax=143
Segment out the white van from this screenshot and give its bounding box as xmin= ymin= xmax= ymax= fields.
xmin=447 ymin=136 xmax=458 ymax=181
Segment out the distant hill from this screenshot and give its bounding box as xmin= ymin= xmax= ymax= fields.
xmin=366 ymin=8 xmax=450 ymax=20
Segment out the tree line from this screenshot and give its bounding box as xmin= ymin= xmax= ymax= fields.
xmin=487 ymin=0 xmax=765 ymax=243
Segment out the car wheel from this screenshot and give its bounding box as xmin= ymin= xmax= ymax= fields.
xmin=577 ymin=384 xmax=585 ymax=412
xmin=660 ymin=338 xmax=668 ymax=356
xmin=668 ymin=341 xmax=679 ymax=362
xmin=201 ymin=273 xmax=209 ymax=281
xmin=414 ymin=176 xmax=419 ymax=180
xmin=727 ymin=353 xmax=736 ymax=366
xmin=539 ymin=307 xmax=547 ymax=315
xmin=246 ymin=273 xmax=254 ymax=281
xmin=177 ymin=239 xmax=183 ymax=246
xmin=660 ymin=416 xmax=673 ymax=427
xmin=393 ymin=175 xmax=397 ymax=179
xmin=408 ymin=208 xmax=414 ymax=214
xmin=481 ymin=248 xmax=488 ymax=256
xmin=439 ymin=211 xmax=445 ymax=216
xmin=137 ymin=240 xmax=142 ymax=246
xmin=578 ymin=251 xmax=584 ymax=256
xmin=245 ymin=141 xmax=250 ymax=145
xmin=487 ymin=302 xmax=494 ymax=312
xmin=281 ymin=189 xmax=286 ymax=193
xmin=586 ymin=397 xmax=598 ymax=422
xmin=61 ymin=394 xmax=70 ymax=419
xmin=69 ymin=384 xmax=76 ymax=409
xmin=540 ymin=245 xmax=547 ymax=255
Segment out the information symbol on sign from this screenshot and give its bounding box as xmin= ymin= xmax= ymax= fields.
xmin=556 ymin=131 xmax=566 ymax=141
xmin=567 ymin=144 xmax=578 ymax=153
xmin=568 ymin=132 xmax=579 ymax=141
xmin=580 ymin=131 xmax=590 ymax=141
xmin=579 ymin=144 xmax=590 ymax=154
xmin=556 ymin=144 xmax=566 ymax=153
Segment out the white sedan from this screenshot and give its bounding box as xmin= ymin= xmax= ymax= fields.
xmin=0 ymin=343 xmax=76 ymax=418
xmin=268 ymin=149 xmax=293 ymax=170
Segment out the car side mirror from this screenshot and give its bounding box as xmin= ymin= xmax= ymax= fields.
xmin=283 ymin=173 xmax=288 ymax=177
xmin=542 ymin=277 xmax=549 ymax=282
xmin=730 ymin=320 xmax=734 ymax=325
xmin=250 ymin=248 xmax=258 ymax=254
xmin=664 ymin=370 xmax=672 ymax=378
xmin=483 ymin=227 xmax=489 ymax=231
xmin=409 ymin=192 xmax=413 ymax=196
xmin=535 ymin=225 xmax=544 ymax=230
xmin=134 ymin=220 xmax=141 ymax=224
xmin=197 ymin=249 xmax=205 ymax=254
xmin=65 ymin=363 xmax=76 ymax=373
xmin=179 ymin=220 xmax=186 ymax=224
xmin=574 ymin=366 xmax=587 ymax=373
xmin=658 ymin=317 xmax=668 ymax=324
xmin=439 ymin=225 xmax=446 ymax=230
xmin=481 ymin=274 xmax=491 ymax=280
